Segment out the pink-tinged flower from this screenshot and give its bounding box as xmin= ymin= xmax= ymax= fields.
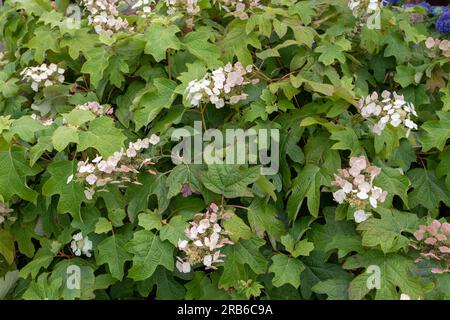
xmin=435 ymin=234 xmax=447 ymax=241
xmin=333 ymin=189 xmax=346 ymax=204
xmin=203 ymin=254 xmax=212 ymax=267
xmin=176 ymin=258 xmax=191 ymax=273
xmin=414 ymin=230 xmax=425 ymax=241
xmin=209 ymin=212 xmax=218 ymax=223
xmin=430 ymin=220 xmax=442 ymax=234
xmin=331 ymin=174 xmax=345 ymax=187
xmin=358 ymin=182 xmax=372 ymax=193
xmin=96 ymin=178 xmax=112 ymax=187
xmin=197 ymin=219 xmax=210 ymax=234
xmin=84 ymin=188 xmax=95 ymax=200
xmin=438 ymin=246 xmax=450 ymax=253
xmin=213 ymin=223 xmax=221 ymax=233
xmin=205 ymin=232 xmax=219 ymax=251
xmin=349 ymin=156 xmax=368 ymax=172
xmin=356 ymin=191 xmax=369 ymax=200
xmin=186 ymin=226 xmax=198 ymax=240
xmin=431 ymin=268 xmax=445 ymax=274
xmin=354 ymin=210 xmax=370 ymax=223
xmin=181 ymin=183 xmax=193 ymax=197
xmin=440 ymin=223 xmax=450 ymax=235
xmin=425 ymin=37 xmax=435 ymax=49
xmin=85 ymin=174 xmax=98 ymax=185
xmin=421 ymin=252 xmax=440 ymax=260
xmin=208 ymin=203 xmax=219 ymax=213
xmin=178 ymin=239 xmax=188 ymax=250
xmin=194 ymin=240 xmax=203 ymax=247
xmin=424 ymin=237 xmax=437 ymax=245
xmin=353 ymin=174 xmax=365 ymax=186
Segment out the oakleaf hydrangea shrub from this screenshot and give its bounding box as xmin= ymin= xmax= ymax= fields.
xmin=0 ymin=0 xmax=449 ymax=300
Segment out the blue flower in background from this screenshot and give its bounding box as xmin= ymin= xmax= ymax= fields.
xmin=402 ymin=2 xmax=432 ymax=10
xmin=430 ymin=6 xmax=449 ymax=16
xmin=384 ymin=0 xmax=400 ymax=5
xmin=436 ymin=11 xmax=450 ymax=33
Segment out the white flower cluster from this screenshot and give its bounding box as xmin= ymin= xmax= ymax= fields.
xmin=357 ymin=91 xmax=418 ymax=137
xmin=348 ymin=0 xmax=382 ymax=29
xmin=425 ymin=37 xmax=450 ymax=58
xmin=69 ymin=134 xmax=160 ymax=199
xmin=75 ymin=101 xmax=113 ymax=117
xmin=331 ymin=156 xmax=387 ymax=223
xmin=217 ymin=0 xmax=262 ymax=20
xmin=186 ymin=62 xmax=257 ymax=109
xmin=165 ymin=0 xmax=200 ymax=15
xmin=20 ymin=63 xmax=65 ymax=92
xmin=176 ymin=204 xmax=233 ymax=273
xmin=31 ymin=114 xmax=54 ymax=126
xmin=131 ymin=0 xmax=154 ymax=17
xmin=83 ymin=0 xmax=131 ymax=36
xmin=348 ymin=0 xmax=381 ymax=17
xmin=71 ymin=232 xmax=93 ymax=257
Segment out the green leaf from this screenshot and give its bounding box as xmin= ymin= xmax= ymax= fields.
xmin=344 ymin=250 xmax=423 ymax=300
xmin=19 ymin=248 xmax=55 ymax=279
xmin=0 ymin=271 xmax=19 ymax=299
xmin=159 ymin=215 xmax=189 ymax=246
xmin=138 ymin=211 xmax=162 ymax=231
xmin=133 ymin=78 xmax=177 ymax=130
xmin=315 ymin=43 xmax=347 ymax=66
xmin=0 ymin=138 xmax=41 ymax=203
xmin=383 ymin=31 xmax=411 ymax=64
xmin=10 ymin=116 xmax=45 ymax=142
xmin=247 ymin=197 xmax=285 ymax=240
xmin=200 ymin=165 xmax=260 ymax=198
xmin=421 ymin=111 xmax=450 ymax=151
xmin=94 ymin=217 xmax=112 ymax=234
xmin=78 ymin=117 xmax=126 ymax=158
xmin=329 ymin=127 xmax=361 ymax=155
xmin=27 ymin=27 xmax=59 ymax=63
xmin=269 ymin=253 xmax=305 ymax=289
xmin=42 ymin=160 xmax=86 ymax=218
xmin=0 ymin=229 xmax=15 ymax=265
xmin=312 ymin=278 xmax=351 ymax=300
xmin=373 ymin=166 xmax=410 ymax=206
xmin=183 ymin=28 xmax=222 ymax=68
xmin=139 ymin=266 xmax=186 ymax=299
xmin=290 ymin=0 xmax=316 ymax=25
xmin=126 ymin=173 xmax=169 ymax=221
xmin=144 ymin=23 xmax=180 ymax=62
xmin=394 ymin=65 xmax=416 ymax=88
xmin=357 ymin=208 xmax=419 ymax=253
xmin=81 ymin=46 xmax=111 ymax=88
xmin=287 ymin=165 xmax=330 ymax=219
xmin=49 ymin=259 xmax=95 ymax=300
xmin=280 ymin=234 xmax=314 ymax=258
xmin=96 ymin=234 xmax=132 ymax=280
xmin=126 ymin=230 xmax=174 ymax=281
xmin=219 ymin=237 xmax=267 ymax=289
xmin=22 ymin=273 xmax=62 ymax=300
xmin=218 ymin=20 xmax=260 ymax=66
xmin=222 ymin=212 xmax=252 ymax=243
xmin=64 ymin=109 xmax=96 ymax=127
xmin=407 ymin=168 xmax=450 ymax=211
xmin=52 ymin=125 xmax=79 ymax=152
xmin=60 ymin=29 xmax=98 ymax=59
xmin=300 ymin=251 xmax=352 ymax=299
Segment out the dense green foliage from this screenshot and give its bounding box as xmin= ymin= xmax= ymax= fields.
xmin=0 ymin=0 xmax=449 ymax=300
